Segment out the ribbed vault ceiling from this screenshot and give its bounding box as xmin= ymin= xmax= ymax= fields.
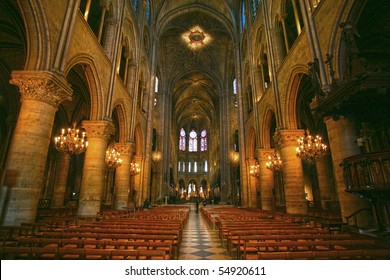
xmin=155 ymin=0 xmax=235 ymax=133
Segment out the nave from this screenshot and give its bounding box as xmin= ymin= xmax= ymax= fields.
xmin=1 ymin=205 xmax=390 ymax=260
xmin=179 ymin=207 xmax=231 ymax=260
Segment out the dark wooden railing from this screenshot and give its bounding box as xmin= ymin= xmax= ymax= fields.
xmin=340 ymin=151 xmax=390 ymax=197
xmin=340 ymin=151 xmax=390 ymax=228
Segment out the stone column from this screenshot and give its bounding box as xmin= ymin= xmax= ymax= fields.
xmin=77 ymin=120 xmax=115 ymax=217
xmin=270 ymin=27 xmax=285 ymax=70
xmin=274 ymin=129 xmax=307 ymax=215
xmin=83 ymin=0 xmax=92 ymax=20
xmin=253 ymin=66 xmax=264 ymax=101
xmin=315 ymin=158 xmax=332 ymax=209
xmin=97 ymin=4 xmax=109 ymax=43
xmin=1 ymin=71 xmax=72 ymax=225
xmin=325 ymin=116 xmax=370 ymax=223
xmin=280 ymin=14 xmax=290 ymax=52
xmin=113 ymin=142 xmax=133 ymax=209
xmin=52 ymin=153 xmax=71 ymax=207
xmin=292 ymin=0 xmax=302 ymax=35
xmin=257 ymin=149 xmax=275 ymax=210
xmin=247 ymin=159 xmax=258 ymax=208
xmin=134 ymin=155 xmax=143 ymax=207
xmin=103 ymin=18 xmax=118 ymax=62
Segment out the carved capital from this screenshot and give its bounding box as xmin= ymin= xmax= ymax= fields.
xmin=114 ymin=142 xmax=134 ymax=156
xmin=274 ymin=129 xmax=305 ymax=148
xmin=82 ymin=120 xmax=115 ymax=141
xmin=9 ymin=71 xmax=72 ymax=108
xmin=256 ymin=148 xmax=276 ymax=162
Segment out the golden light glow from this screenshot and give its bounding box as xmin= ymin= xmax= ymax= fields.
xmin=181 ymin=25 xmax=211 ymax=49
xmin=130 ymin=162 xmax=140 ymax=174
xmin=249 ymin=164 xmax=260 ymax=176
xmin=105 ymin=148 xmax=122 ymax=169
xmin=54 ymin=125 xmax=88 ymax=155
xmin=266 ymin=154 xmax=282 ymax=171
xmin=296 ymin=130 xmax=327 ymax=162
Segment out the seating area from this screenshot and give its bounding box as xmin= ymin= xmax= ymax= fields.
xmin=0 ymin=205 xmax=189 ymax=260
xmin=2 ymin=205 xmax=390 ymax=260
xmin=201 ymin=206 xmax=390 ymax=260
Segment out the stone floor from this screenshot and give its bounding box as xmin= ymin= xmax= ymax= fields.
xmin=178 ymin=208 xmax=231 ymax=260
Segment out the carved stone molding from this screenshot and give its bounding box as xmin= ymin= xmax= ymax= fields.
xmin=256 ymin=148 xmax=276 ymax=161
xmin=82 ymin=120 xmax=115 ymax=141
xmin=9 ymin=71 xmax=72 ymax=108
xmin=114 ymin=142 xmax=134 ymax=156
xmin=274 ymin=129 xmax=305 ymax=148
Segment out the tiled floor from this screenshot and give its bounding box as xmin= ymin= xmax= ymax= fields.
xmin=179 ymin=208 xmax=231 ymax=260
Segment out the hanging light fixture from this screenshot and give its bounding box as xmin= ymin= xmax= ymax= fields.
xmin=296 ymin=130 xmax=327 ymax=162
xmin=105 ymin=148 xmax=122 ymax=169
xmin=130 ymin=162 xmax=140 ymax=175
xmin=266 ymin=154 xmax=282 ymax=171
xmin=54 ymin=124 xmax=88 ymax=154
xmin=249 ymin=163 xmax=260 ymax=176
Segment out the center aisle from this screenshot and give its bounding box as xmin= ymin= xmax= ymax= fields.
xmin=179 ymin=207 xmax=231 ymax=260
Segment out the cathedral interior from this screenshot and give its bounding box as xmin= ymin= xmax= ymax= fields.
xmin=0 ymin=0 xmax=390 ymax=260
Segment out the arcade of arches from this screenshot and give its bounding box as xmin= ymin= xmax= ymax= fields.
xmin=0 ymin=0 xmax=390 ymax=257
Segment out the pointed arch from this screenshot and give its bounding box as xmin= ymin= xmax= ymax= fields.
xmin=260 ymin=105 xmax=277 ymax=149
xmin=246 ymin=125 xmax=257 ymax=159
xmin=134 ymin=124 xmax=144 ymax=156
xmin=18 ymin=0 xmax=51 ymax=70
xmin=64 ymin=54 xmax=105 ymax=120
xmin=284 ymin=64 xmax=309 ymax=129
xmin=111 ymin=100 xmax=129 ymax=143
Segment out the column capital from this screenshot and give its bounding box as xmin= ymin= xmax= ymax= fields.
xmin=9 ymin=70 xmax=72 ymax=108
xmin=82 ymin=120 xmax=115 ymax=141
xmin=114 ymin=142 xmax=134 ymax=156
xmin=274 ymin=129 xmax=305 ymax=148
xmin=256 ymin=148 xmax=276 ymax=161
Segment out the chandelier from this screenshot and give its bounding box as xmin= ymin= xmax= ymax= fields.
xmin=296 ymin=130 xmax=327 ymax=162
xmin=249 ymin=164 xmax=260 ymax=176
xmin=54 ymin=125 xmax=88 ymax=154
xmin=105 ymin=148 xmax=122 ymax=169
xmin=266 ymin=154 xmax=282 ymax=171
xmin=130 ymin=162 xmax=140 ymax=175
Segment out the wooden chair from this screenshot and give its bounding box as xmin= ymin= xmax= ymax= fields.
xmin=57 ymin=247 xmax=85 ymax=260
xmin=31 ymin=247 xmax=58 ymax=260
xmin=138 ymin=249 xmax=168 ymax=260
xmin=1 ymin=246 xmax=32 ymax=260
xmin=84 ymin=249 xmax=112 ymax=260
xmin=110 ymin=249 xmax=139 ymax=260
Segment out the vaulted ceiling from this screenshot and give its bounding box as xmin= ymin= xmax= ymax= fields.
xmin=154 ymin=0 xmax=237 ymax=133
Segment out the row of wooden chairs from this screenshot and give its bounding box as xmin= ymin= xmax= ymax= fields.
xmin=201 ymin=207 xmax=390 ymax=260
xmin=254 ymin=249 xmax=390 ymax=260
xmin=239 ymin=239 xmax=384 ymax=259
xmin=1 ymin=246 xmax=169 ymax=260
xmin=16 ymin=237 xmax=172 ymax=252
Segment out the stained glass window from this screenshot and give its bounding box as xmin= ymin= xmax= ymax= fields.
xmin=241 ymin=1 xmax=246 ymax=33
xmin=200 ymin=130 xmax=207 ymax=151
xmin=179 ymin=128 xmax=186 ymax=151
xmin=155 ymin=76 xmax=159 ymax=93
xmin=251 ymin=0 xmax=257 ymax=20
xmin=146 ymin=0 xmax=151 ymax=22
xmin=133 ymin=0 xmax=138 ymax=13
xmin=189 ymin=130 xmax=197 ymax=152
